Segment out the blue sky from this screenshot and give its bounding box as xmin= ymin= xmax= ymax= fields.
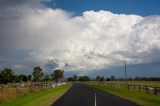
xmin=44 ymin=0 xmax=160 ymax=16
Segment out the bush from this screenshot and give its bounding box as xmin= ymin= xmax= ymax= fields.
xmin=67 ymin=77 xmax=75 ymax=82
xmin=78 ymin=76 xmax=90 ymax=81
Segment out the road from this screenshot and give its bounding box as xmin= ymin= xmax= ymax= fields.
xmin=52 ymin=83 xmax=138 ymax=106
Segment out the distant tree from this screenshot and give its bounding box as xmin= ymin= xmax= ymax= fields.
xmin=142 ymin=77 xmax=147 ymax=81
xmin=100 ymin=76 xmax=105 ymax=81
xmin=133 ymin=77 xmax=160 ymax=81
xmin=32 ymin=66 xmax=44 ymax=82
xmin=147 ymin=77 xmax=160 ymax=81
xmin=53 ymin=69 xmax=64 ymax=83
xmin=78 ymin=76 xmax=90 ymax=81
xmin=67 ymin=75 xmax=78 ymax=82
xmin=17 ymin=74 xmax=28 ymax=82
xmin=43 ymin=74 xmax=51 ymax=81
xmin=106 ymin=78 xmax=111 ymax=81
xmin=0 ymin=68 xmax=14 ymax=84
xmin=22 ymin=75 xmax=28 ymax=82
xmin=18 ymin=74 xmax=24 ymax=82
xmin=12 ymin=75 xmax=21 ymax=83
xmin=67 ymin=77 xmax=74 ymax=82
xmin=28 ymin=75 xmax=32 ymax=81
xmin=111 ymin=75 xmax=115 ymax=81
xmin=96 ymin=76 xmax=101 ymax=81
xmin=50 ymin=74 xmax=54 ymax=81
xmin=134 ymin=76 xmax=138 ymax=81
xmin=128 ymin=77 xmax=133 ymax=81
xmin=73 ymin=75 xmax=78 ymax=81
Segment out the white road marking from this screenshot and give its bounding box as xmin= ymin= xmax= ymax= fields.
xmin=94 ymin=93 xmax=97 ymax=106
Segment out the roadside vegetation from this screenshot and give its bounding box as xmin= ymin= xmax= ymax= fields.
xmin=0 ymin=67 xmax=64 ymax=85
xmin=1 ymin=66 xmax=160 ymax=106
xmin=110 ymin=80 xmax=160 ymax=87
xmin=67 ymin=75 xmax=90 ymax=82
xmin=86 ymin=82 xmax=160 ymax=106
xmin=0 ymin=66 xmax=65 ymax=103
xmin=0 ymin=83 xmax=71 ymax=106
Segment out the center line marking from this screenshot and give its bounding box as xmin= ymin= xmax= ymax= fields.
xmin=94 ymin=93 xmax=97 ymax=106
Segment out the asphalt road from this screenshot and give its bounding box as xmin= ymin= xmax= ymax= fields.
xmin=52 ymin=83 xmax=138 ymax=106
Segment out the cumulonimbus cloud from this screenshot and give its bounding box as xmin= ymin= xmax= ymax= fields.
xmin=0 ymin=0 xmax=160 ymax=73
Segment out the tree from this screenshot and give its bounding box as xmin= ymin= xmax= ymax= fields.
xmin=128 ymin=77 xmax=133 ymax=81
xmin=43 ymin=74 xmax=51 ymax=81
xmin=18 ymin=74 xmax=24 ymax=82
xmin=28 ymin=75 xmax=32 ymax=81
xmin=96 ymin=76 xmax=101 ymax=81
xmin=53 ymin=69 xmax=64 ymax=83
xmin=100 ymin=76 xmax=105 ymax=81
xmin=19 ymin=74 xmax=28 ymax=82
xmin=0 ymin=68 xmax=14 ymax=84
xmin=78 ymin=76 xmax=90 ymax=81
xmin=12 ymin=75 xmax=21 ymax=83
xmin=22 ymin=75 xmax=28 ymax=82
xmin=67 ymin=77 xmax=74 ymax=82
xmin=106 ymin=78 xmax=111 ymax=81
xmin=32 ymin=66 xmax=44 ymax=82
xmin=73 ymin=75 xmax=78 ymax=81
xmin=111 ymin=75 xmax=115 ymax=81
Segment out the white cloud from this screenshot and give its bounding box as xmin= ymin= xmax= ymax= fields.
xmin=0 ymin=2 xmax=160 ymax=73
xmin=13 ymin=64 xmax=24 ymax=69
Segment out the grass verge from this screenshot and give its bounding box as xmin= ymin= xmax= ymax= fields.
xmin=0 ymin=83 xmax=72 ymax=106
xmin=86 ymin=82 xmax=160 ymax=106
xmin=108 ymin=81 xmax=160 ymax=87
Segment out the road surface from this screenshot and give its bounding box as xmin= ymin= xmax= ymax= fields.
xmin=52 ymin=83 xmax=138 ymax=106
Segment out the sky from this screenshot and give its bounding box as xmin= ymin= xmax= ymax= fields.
xmin=45 ymin=0 xmax=160 ymax=16
xmin=0 ymin=0 xmax=160 ymax=78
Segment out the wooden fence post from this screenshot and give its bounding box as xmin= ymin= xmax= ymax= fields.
xmin=145 ymin=86 xmax=148 ymax=93
xmin=0 ymin=86 xmax=2 ymax=98
xmin=154 ymin=88 xmax=157 ymax=95
xmin=134 ymin=85 xmax=135 ymax=91
xmin=0 ymin=87 xmax=1 ymax=97
xmin=16 ymin=85 xmax=20 ymax=94
xmin=139 ymin=85 xmax=140 ymax=92
xmin=29 ymin=84 xmax=32 ymax=93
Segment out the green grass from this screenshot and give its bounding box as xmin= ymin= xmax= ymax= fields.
xmin=0 ymin=84 xmax=72 ymax=106
xmin=86 ymin=82 xmax=160 ymax=106
xmin=109 ymin=81 xmax=160 ymax=87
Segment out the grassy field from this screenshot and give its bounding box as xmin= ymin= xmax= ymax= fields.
xmin=0 ymin=83 xmax=72 ymax=106
xmin=86 ymin=82 xmax=160 ymax=106
xmin=109 ymin=81 xmax=160 ymax=87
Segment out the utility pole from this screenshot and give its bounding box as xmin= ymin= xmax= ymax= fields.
xmin=124 ymin=60 xmax=128 ymax=85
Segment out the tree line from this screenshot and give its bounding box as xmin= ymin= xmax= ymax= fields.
xmin=1 ymin=67 xmax=159 ymax=84
xmin=67 ymin=75 xmax=160 ymax=82
xmin=67 ymin=75 xmax=90 ymax=82
xmin=67 ymin=75 xmax=115 ymax=82
xmin=0 ymin=66 xmax=64 ymax=84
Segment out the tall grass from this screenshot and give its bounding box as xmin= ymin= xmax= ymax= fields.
xmin=0 ymin=86 xmax=43 ymax=102
xmin=0 ymin=84 xmax=72 ymax=106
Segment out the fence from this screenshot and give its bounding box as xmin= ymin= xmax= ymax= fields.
xmin=102 ymin=82 xmax=160 ymax=95
xmin=0 ymin=82 xmax=65 ymax=102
